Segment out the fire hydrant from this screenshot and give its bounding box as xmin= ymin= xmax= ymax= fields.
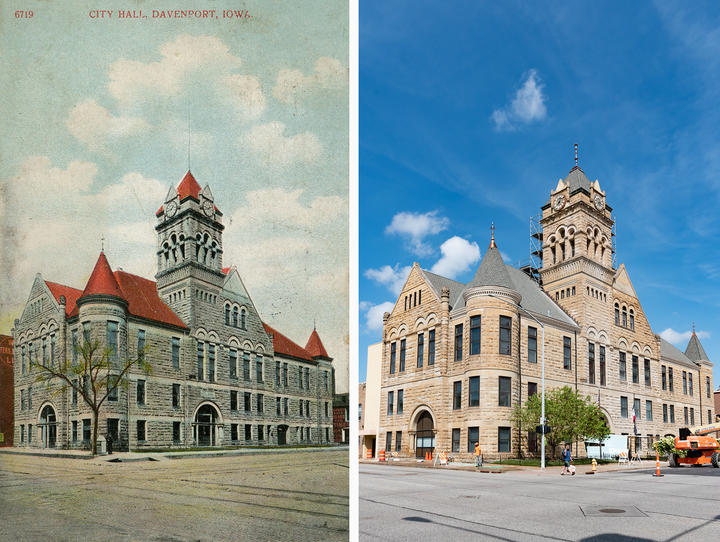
xmin=591 ymin=458 xmax=597 ymax=472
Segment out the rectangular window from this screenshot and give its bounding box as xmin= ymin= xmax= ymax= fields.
xmin=284 ymin=398 xmax=288 ymax=416
xmin=498 ymin=427 xmax=511 ymax=453
xmin=229 ymin=350 xmax=237 ymax=379
xmin=50 ymin=335 xmax=56 ymax=365
xmin=28 ymin=425 xmax=32 ymax=443
xmin=528 ymin=430 xmax=538 ymax=453
xmin=499 ymin=376 xmax=511 ymax=407
xmin=632 ymin=356 xmax=639 ymax=384
xmin=230 ymin=390 xmax=238 ymax=411
xmin=669 ymin=367 xmax=674 ymax=392
xmin=243 ymin=353 xmax=251 ymax=381
xmin=107 ymin=375 xmax=118 ymax=401
xmin=138 ymin=330 xmax=146 ymax=361
xmin=709 ymin=410 xmax=712 ymax=426
xmin=324 ymin=371 xmax=328 ymax=392
xmin=276 ymin=397 xmax=281 ymax=416
xmin=72 ymin=421 xmax=78 ymax=442
xmin=257 ymin=394 xmax=264 ymax=414
xmin=386 ymin=432 xmax=392 ymax=452
xmin=528 ymin=382 xmax=537 ymax=397
xmin=27 ymin=387 xmax=32 ymax=410
xmin=634 ymin=398 xmax=641 ymax=421
xmin=231 ymin=424 xmax=238 ymax=441
xmin=171 ymin=336 xmax=180 ymax=368
xmin=387 ymin=391 xmax=394 ymax=416
xmin=258 ymin=425 xmax=264 ymax=441
xmin=172 ymin=383 xmax=180 ymax=407
xmin=245 ymin=424 xmax=252 ymax=441
xmin=500 ymin=317 xmax=512 ymax=356
xmin=662 ymin=366 xmax=666 ymax=390
xmin=20 ymin=425 xmax=24 ymax=444
xmin=107 ymin=321 xmax=118 ymax=361
xmin=197 ymin=342 xmax=204 ymax=381
xmin=256 ymin=358 xmax=263 ymax=383
xmin=468 ymin=427 xmax=479 ymax=453
xmin=417 ymin=333 xmax=424 ymax=368
xmin=599 ymin=345 xmax=606 ymax=386
xmin=646 ymin=400 xmax=652 ymax=421
xmin=663 ymin=404 xmax=668 ymax=423
xmin=306 ymin=400 xmax=311 ymax=418
xmin=683 ymin=371 xmax=687 ymax=394
xmin=20 ymin=389 xmax=25 ymax=411
xmin=563 ymin=337 xmax=571 ymax=370
xmin=136 ymin=380 xmax=145 ymax=404
xmin=690 ymin=408 xmax=694 ymax=425
xmin=275 ymin=362 xmax=280 ymax=385
xmin=399 ymin=339 xmax=406 ymax=372
xmin=71 ymin=331 xmax=78 ymax=363
xmin=453 ymin=381 xmax=462 ymax=410
xmin=707 ymin=376 xmax=711 ymax=399
xmin=395 ymin=431 xmax=402 ymax=453
xmin=528 ymin=327 xmax=537 ymax=363
xmin=688 ymin=373 xmax=693 ymax=396
xmin=283 ymin=363 xmax=288 ymax=386
xmin=621 ymin=396 xmax=628 ymax=418
xmin=173 ymin=422 xmax=181 ymax=442
xmin=83 ymin=419 xmax=91 ymax=442
xmin=470 ymin=315 xmax=481 ymax=355
xmin=684 ymin=407 xmax=688 ymax=425
xmin=389 ymin=343 xmax=396 ymax=374
xmin=397 ymin=390 xmax=403 ymax=415
xmin=326 ymin=402 xmax=330 ymax=418
xmin=644 ymin=359 xmax=651 ymax=386
xmin=208 ymin=344 xmax=215 ymax=383
xmin=619 ymin=352 xmax=627 ymax=381
xmin=670 ymin=404 xmax=675 ymax=423
xmin=469 ymin=376 xmax=480 ymax=407
xmin=72 ymin=380 xmax=78 ymax=405
xmin=299 ymin=401 xmax=303 ymax=417
xmin=428 ymin=330 xmax=435 ymax=365
xmin=452 ymin=428 xmax=460 ymax=453
xmin=244 ymin=392 xmax=251 ymax=412
xmin=588 ymin=343 xmax=595 ymax=384
xmin=304 ymin=367 xmax=309 ymax=389
xmin=454 ymin=324 xmax=463 ymax=361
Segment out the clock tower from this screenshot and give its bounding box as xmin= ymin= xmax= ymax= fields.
xmin=155 ymin=170 xmax=225 ymax=327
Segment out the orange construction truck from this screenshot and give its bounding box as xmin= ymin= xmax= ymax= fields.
xmin=669 ymin=423 xmax=720 ymax=467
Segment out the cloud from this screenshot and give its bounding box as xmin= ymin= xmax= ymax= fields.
xmin=66 ymin=100 xmax=150 ymax=152
xmin=491 ymin=69 xmax=547 ymax=131
xmin=385 ymin=210 xmax=449 ymax=256
xmin=108 ymin=35 xmax=241 ymax=103
xmin=224 ymin=74 xmax=266 ymax=119
xmin=361 ymin=301 xmax=396 ymax=332
xmin=274 ymin=57 xmax=348 ymax=105
xmin=659 ymin=328 xmax=711 ymax=345
xmin=430 ymin=236 xmax=481 ymax=279
xmin=364 ymin=264 xmax=412 ymax=296
xmin=241 ymin=122 xmax=322 ymax=167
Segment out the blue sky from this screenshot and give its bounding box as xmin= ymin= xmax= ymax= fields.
xmin=0 ymin=1 xmax=349 ymax=391
xmin=359 ymin=1 xmax=720 ymax=387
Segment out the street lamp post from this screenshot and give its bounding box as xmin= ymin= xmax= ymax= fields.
xmin=487 ymin=294 xmax=546 ymax=469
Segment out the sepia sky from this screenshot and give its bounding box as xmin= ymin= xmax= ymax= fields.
xmin=0 ymin=0 xmax=349 ymax=392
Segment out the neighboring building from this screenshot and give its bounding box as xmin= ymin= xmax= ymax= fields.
xmin=359 ymin=341 xmax=382 ymax=458
xmin=714 ymin=387 xmax=720 ymax=422
xmin=333 ymin=393 xmax=349 ymax=443
xmin=376 ymin=160 xmax=714 ymax=461
xmin=12 ymin=171 xmax=335 ymax=450
xmin=0 ymin=335 xmax=13 ymax=447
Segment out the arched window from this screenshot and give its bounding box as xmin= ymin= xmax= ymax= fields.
xmin=232 ymin=307 xmax=238 ymax=328
xmin=622 ymin=307 xmax=627 ymax=328
xmin=615 ymin=303 xmax=620 ymax=325
xmin=551 ymin=247 xmax=556 ymax=264
xmin=241 ymin=309 xmax=246 ymax=330
xmin=225 ymin=304 xmax=231 ymax=326
xmin=629 ymin=309 xmax=635 ymax=331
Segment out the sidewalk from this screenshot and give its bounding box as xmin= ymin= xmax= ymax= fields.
xmin=1 ymin=445 xmax=349 ymax=463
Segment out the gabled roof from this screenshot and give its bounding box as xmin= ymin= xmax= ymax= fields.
xmin=419 ymin=269 xmax=465 ymax=310
xmin=114 ymin=271 xmax=187 ymax=329
xmin=563 ymin=165 xmax=593 ymax=193
xmin=44 ymin=281 xmax=83 ymax=317
xmin=306 ymin=329 xmax=330 ymax=358
xmin=659 ymin=337 xmax=694 ymax=365
xmin=685 ymin=333 xmax=709 ymax=362
xmin=79 ymin=252 xmax=125 ymax=301
xmin=263 ymin=322 xmax=314 ymax=361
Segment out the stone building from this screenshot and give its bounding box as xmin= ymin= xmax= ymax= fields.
xmin=0 ymin=335 xmax=13 ymax=447
xmin=12 ymin=171 xmax=335 ymax=451
xmin=377 ymin=161 xmax=714 ymax=461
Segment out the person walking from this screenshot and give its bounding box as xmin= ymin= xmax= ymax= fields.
xmin=561 ymin=444 xmax=573 ymax=475
xmin=474 ymin=442 xmax=482 ymax=467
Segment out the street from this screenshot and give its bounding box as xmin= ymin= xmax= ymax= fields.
xmin=0 ymin=450 xmax=349 ymax=542
xmin=359 ymin=462 xmax=720 ymax=541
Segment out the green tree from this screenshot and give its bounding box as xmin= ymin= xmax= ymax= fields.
xmin=32 ymin=337 xmax=150 ymax=456
xmin=512 ymin=386 xmax=610 ymax=459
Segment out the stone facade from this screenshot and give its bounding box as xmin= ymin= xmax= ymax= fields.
xmin=377 ymin=162 xmax=715 ymax=462
xmin=12 ymin=171 xmax=335 ymax=451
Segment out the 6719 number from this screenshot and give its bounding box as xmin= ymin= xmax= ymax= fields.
xmin=15 ymin=11 xmax=33 ymax=18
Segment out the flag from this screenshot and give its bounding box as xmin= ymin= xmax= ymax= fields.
xmin=631 ymin=406 xmax=635 ymax=422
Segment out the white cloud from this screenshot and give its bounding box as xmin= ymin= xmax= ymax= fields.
xmin=491 ymin=69 xmax=547 ymax=131
xmin=385 ymin=210 xmax=449 ymax=256
xmin=361 ymin=301 xmax=396 ymax=332
xmin=66 ymin=100 xmax=149 ymax=152
xmin=659 ymin=328 xmax=711 ymax=345
xmin=224 ymin=74 xmax=266 ymax=119
xmin=241 ymin=122 xmax=322 ymax=167
xmin=108 ymin=35 xmax=241 ymax=103
xmin=274 ymin=57 xmax=348 ymax=105
xmin=501 ymin=251 xmax=512 ymax=263
xmin=430 ymin=236 xmax=481 ymax=279
xmin=364 ymin=264 xmax=412 ymax=296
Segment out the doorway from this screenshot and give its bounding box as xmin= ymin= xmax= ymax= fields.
xmin=40 ymin=405 xmax=57 ymax=448
xmin=415 ymin=411 xmax=435 ymax=458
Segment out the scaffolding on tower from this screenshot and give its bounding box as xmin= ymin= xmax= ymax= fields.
xmin=513 ymin=212 xmax=543 ymax=286
xmin=611 ymin=215 xmax=617 ymax=270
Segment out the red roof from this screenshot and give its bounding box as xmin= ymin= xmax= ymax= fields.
xmin=222 ymin=267 xmax=232 ymax=275
xmin=177 ymin=171 xmax=202 ymax=201
xmin=45 ymin=281 xmax=83 ymax=317
xmin=305 ymin=329 xmax=330 ymax=358
xmin=263 ymin=323 xmax=313 ymax=361
xmin=80 ymin=252 xmax=125 ymax=300
xmin=114 ymin=271 xmax=187 ymax=329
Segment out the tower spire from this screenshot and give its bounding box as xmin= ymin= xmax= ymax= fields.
xmin=574 ymin=143 xmax=578 ymax=166
xmin=490 ymin=222 xmax=496 ymax=248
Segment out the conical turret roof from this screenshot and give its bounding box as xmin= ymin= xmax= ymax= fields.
xmin=306 ymin=328 xmax=330 ymax=358
xmin=685 ymin=332 xmax=709 ymax=362
xmin=177 ymin=170 xmax=202 ymax=201
xmin=80 ymin=252 xmax=126 ymax=301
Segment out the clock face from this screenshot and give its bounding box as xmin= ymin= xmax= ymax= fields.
xmin=594 ymin=195 xmax=604 ymax=211
xmin=202 ymin=199 xmax=214 ymax=217
xmin=553 ymin=194 xmax=566 ymax=211
xmin=165 ymin=200 xmax=178 ymax=218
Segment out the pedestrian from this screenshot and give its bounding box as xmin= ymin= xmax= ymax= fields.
xmin=474 ymin=442 xmax=482 ymax=467
xmin=561 ymin=444 xmax=573 ymax=475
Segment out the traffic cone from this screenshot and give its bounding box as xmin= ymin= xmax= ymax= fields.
xmin=652 ymin=450 xmax=664 ymax=477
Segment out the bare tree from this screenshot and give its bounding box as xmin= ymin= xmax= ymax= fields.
xmin=32 ymin=338 xmax=150 ymax=455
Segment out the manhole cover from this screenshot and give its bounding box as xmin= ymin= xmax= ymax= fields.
xmin=581 ymin=506 xmax=647 ymax=517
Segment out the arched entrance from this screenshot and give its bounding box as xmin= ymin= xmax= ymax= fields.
xmin=277 ymin=425 xmax=288 ymax=445
xmin=415 ymin=411 xmax=435 ymax=458
xmin=193 ymin=403 xmax=222 ymax=446
xmin=39 ymin=405 xmax=57 ymax=448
